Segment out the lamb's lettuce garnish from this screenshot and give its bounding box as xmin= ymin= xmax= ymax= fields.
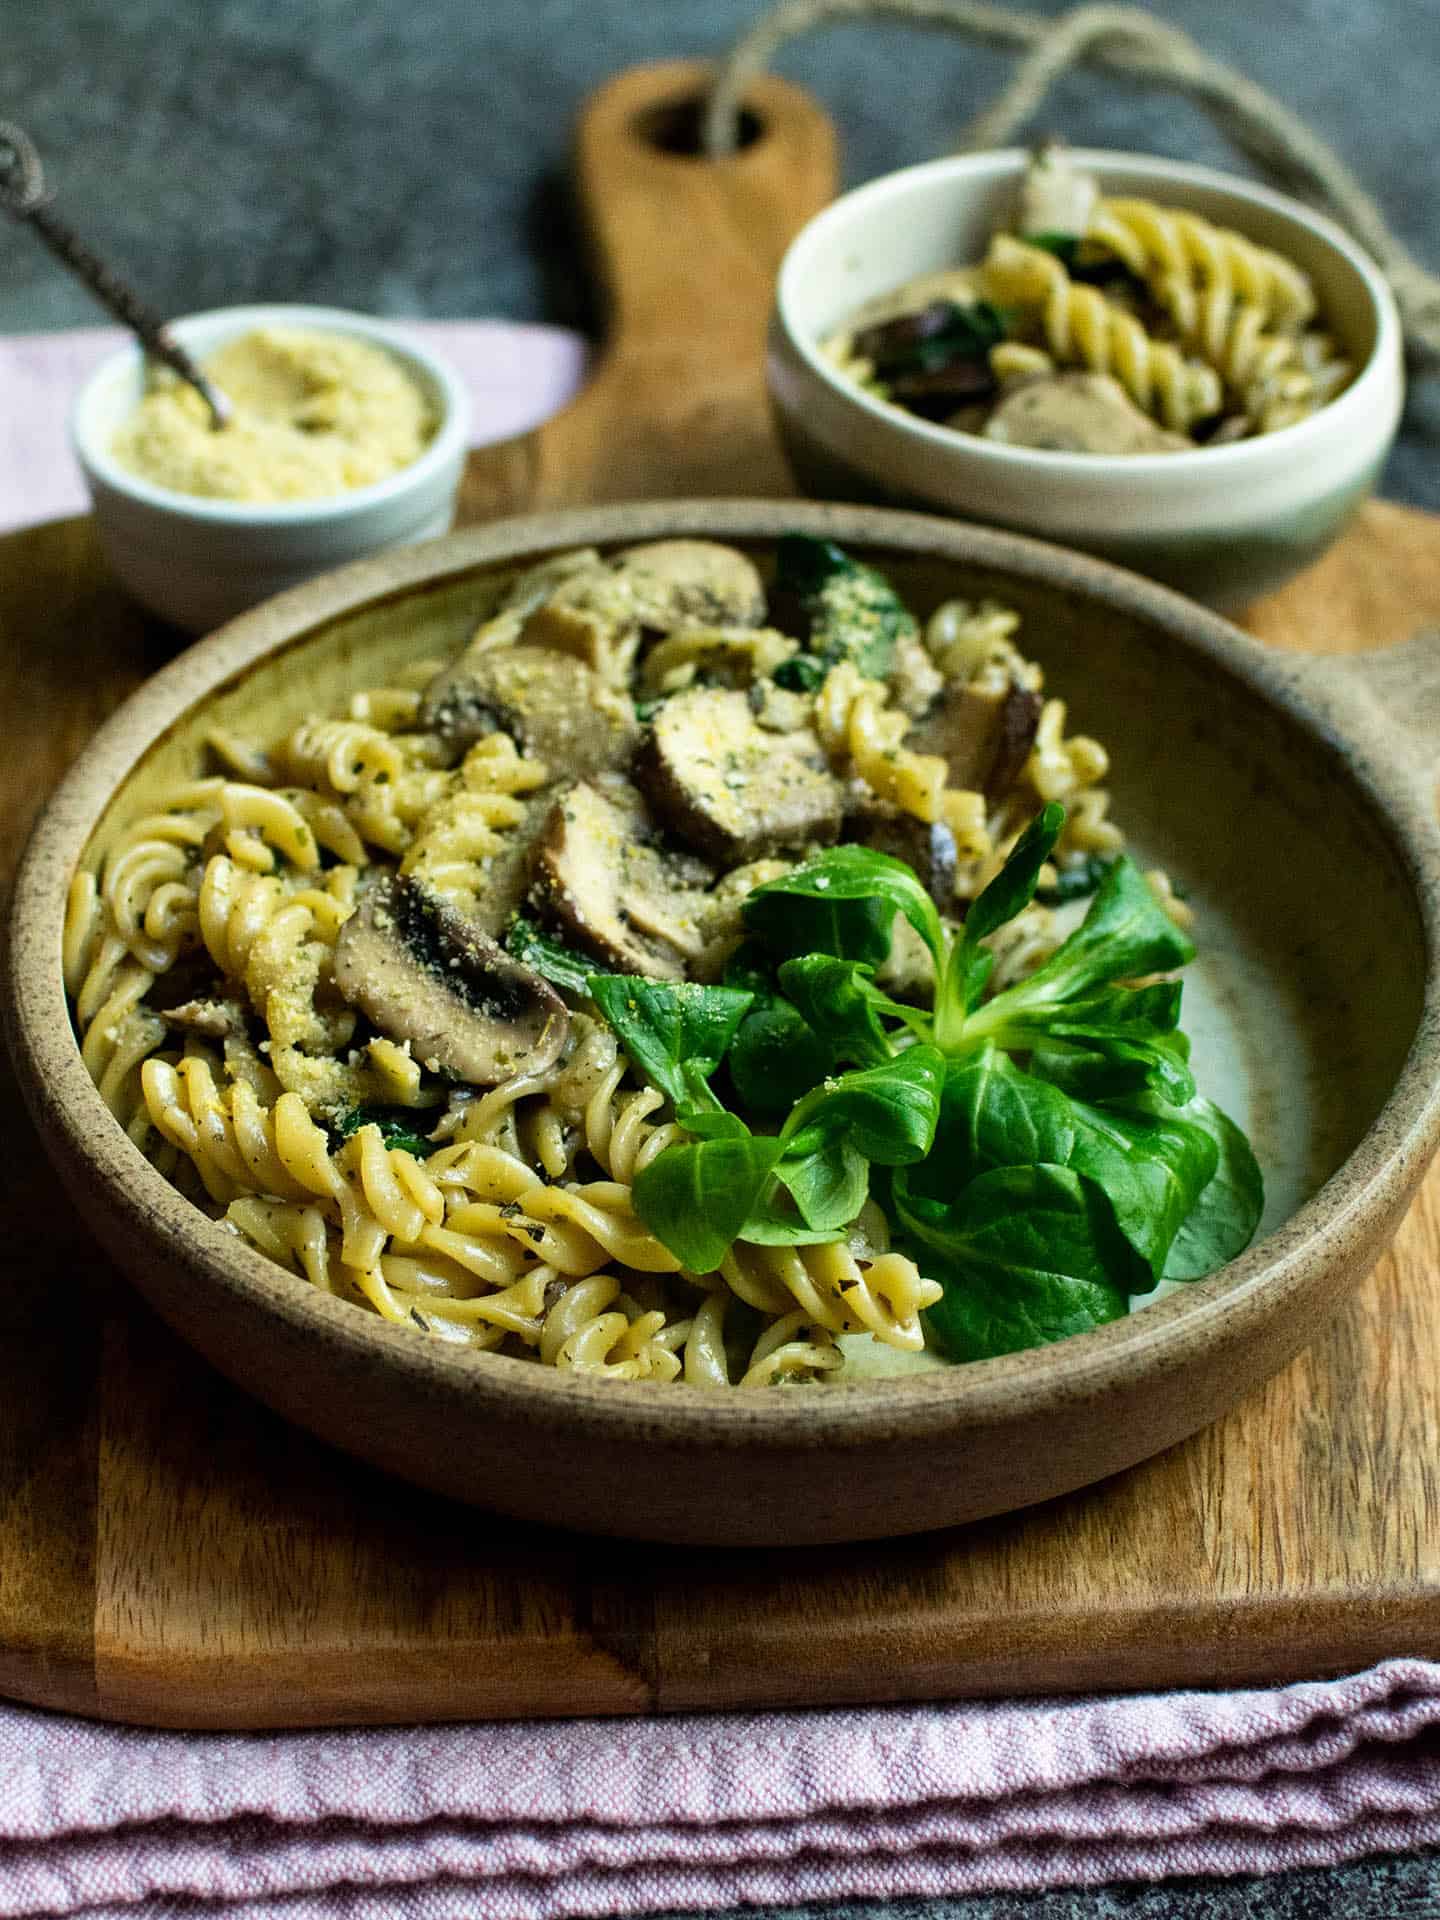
xmin=744 ymin=841 xmax=943 ymax=970
xmin=586 ymin=803 xmax=1263 ymax=1348
xmin=1152 ymin=1095 xmax=1265 ymax=1280
xmin=903 ymin=1163 xmax=1133 ymax=1361
xmin=895 ymin=1046 xmax=1217 ymax=1286
xmin=586 ymin=977 xmax=752 ymax=1115
xmin=630 ymin=1047 xmax=943 ymax=1271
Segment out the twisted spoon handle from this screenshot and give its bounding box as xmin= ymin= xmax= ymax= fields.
xmin=0 ymin=119 xmax=231 ymax=428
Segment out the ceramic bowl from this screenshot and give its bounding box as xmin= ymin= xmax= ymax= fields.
xmin=768 ymin=152 xmax=1404 ymax=608
xmin=71 ymin=303 xmax=472 ymax=633
xmin=7 ymin=501 xmax=1440 ymax=1545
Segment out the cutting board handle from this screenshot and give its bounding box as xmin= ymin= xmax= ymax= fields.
xmin=524 ymin=60 xmax=838 ymax=510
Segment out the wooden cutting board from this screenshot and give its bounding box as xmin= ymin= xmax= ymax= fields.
xmin=3 ymin=62 xmax=1439 ymax=1729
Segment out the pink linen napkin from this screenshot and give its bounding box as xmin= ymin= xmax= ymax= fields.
xmin=4 ymin=331 xmax=1439 ymax=1916
xmin=0 ymin=322 xmax=590 ymax=533
xmin=2 ymin=1659 xmax=1440 ymax=1917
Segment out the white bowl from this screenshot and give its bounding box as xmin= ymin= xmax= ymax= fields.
xmin=72 ymin=303 xmax=472 ymax=632
xmin=768 ymin=150 xmax=1404 ymax=608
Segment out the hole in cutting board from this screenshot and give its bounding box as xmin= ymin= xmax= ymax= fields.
xmin=631 ymin=97 xmax=765 ymax=157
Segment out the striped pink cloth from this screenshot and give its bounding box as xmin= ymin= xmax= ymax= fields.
xmin=4 ymin=330 xmax=1439 ymax=1916
xmin=2 ymin=1660 xmax=1440 ymax=1916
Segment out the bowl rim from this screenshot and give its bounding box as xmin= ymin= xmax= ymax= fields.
xmin=773 ymin=146 xmax=1402 ymax=476
xmin=9 ymin=498 xmax=1440 ymax=1451
xmin=69 ymin=302 xmax=473 ymax=525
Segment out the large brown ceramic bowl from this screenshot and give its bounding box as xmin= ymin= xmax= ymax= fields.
xmin=7 ymin=501 xmax=1440 ymax=1545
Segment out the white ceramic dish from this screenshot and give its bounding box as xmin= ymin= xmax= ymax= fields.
xmin=768 ymin=150 xmax=1404 ymax=608
xmin=71 ymin=303 xmax=471 ymax=632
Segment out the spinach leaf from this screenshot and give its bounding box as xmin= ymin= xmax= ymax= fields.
xmin=772 ymin=652 xmax=828 ymax=693
xmin=854 ymin=300 xmax=1010 ymax=378
xmin=633 ymin=1131 xmax=784 ymax=1274
xmin=1022 ymin=230 xmax=1080 ymax=267
xmin=1153 ymin=1094 xmax=1265 ymax=1279
xmin=908 ymin=1048 xmax=1218 ymax=1283
xmin=333 ymin=1107 xmax=432 ymax=1158
xmin=588 ymin=976 xmax=753 ymax=1114
xmin=506 ymin=916 xmax=604 ymax=999
xmin=771 ymin=534 xmax=919 ymax=682
xmin=1037 ymin=852 xmax=1116 ymax=906
xmin=744 ymin=843 xmax=945 ymax=969
xmin=904 ymin=1163 xmax=1135 ymax=1360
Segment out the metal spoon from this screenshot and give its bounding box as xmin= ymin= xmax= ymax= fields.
xmin=1 ymin=119 xmax=231 ymax=428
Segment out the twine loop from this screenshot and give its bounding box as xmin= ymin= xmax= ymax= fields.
xmin=703 ymin=0 xmax=1440 ymax=368
xmin=0 ymin=119 xmax=51 ymax=214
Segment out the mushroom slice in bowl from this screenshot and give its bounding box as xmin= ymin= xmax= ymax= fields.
xmin=417 ymin=643 xmax=638 ymax=771
xmin=611 ymin=538 xmax=768 ymax=630
xmin=529 ymin=773 xmax=716 ymax=980
xmin=333 ymin=873 xmax=568 ymax=1085
xmin=636 ymin=686 xmax=844 ymax=864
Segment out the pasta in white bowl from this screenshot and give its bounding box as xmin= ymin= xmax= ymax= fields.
xmin=768 ymin=148 xmax=1402 ymax=607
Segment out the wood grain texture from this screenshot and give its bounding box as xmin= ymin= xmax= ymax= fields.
xmin=0 ymin=61 xmax=1437 ymax=1726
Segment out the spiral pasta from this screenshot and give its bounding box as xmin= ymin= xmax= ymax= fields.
xmin=1088 ymin=198 xmax=1316 ymax=335
xmin=983 ymin=236 xmax=1224 ymax=433
xmin=68 ymin=539 xmax=1163 ymax=1389
xmin=822 ymin=150 xmax=1349 ymax=448
xmin=816 ymin=661 xmax=992 ymax=859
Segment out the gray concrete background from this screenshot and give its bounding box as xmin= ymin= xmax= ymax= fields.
xmin=5 ymin=1 xmax=1440 ymax=1911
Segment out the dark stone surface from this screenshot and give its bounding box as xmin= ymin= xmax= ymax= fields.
xmin=5 ymin=3 xmax=1440 ymax=1910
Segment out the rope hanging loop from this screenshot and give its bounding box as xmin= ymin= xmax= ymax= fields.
xmin=703 ymin=0 xmax=1440 ymax=369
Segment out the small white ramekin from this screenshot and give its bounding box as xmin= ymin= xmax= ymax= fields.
xmin=768 ymin=151 xmax=1404 ymax=608
xmin=71 ymin=303 xmax=472 ymax=633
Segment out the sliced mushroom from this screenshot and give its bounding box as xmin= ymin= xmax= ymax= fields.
xmin=985 ymin=683 xmax=1046 ymax=801
xmin=158 ymin=997 xmax=248 ymax=1039
xmin=333 ymin=874 xmax=568 ymax=1085
xmin=982 ymin=373 xmax=1191 ymax=455
xmin=905 ymin=680 xmax=1043 ymax=802
xmin=850 ymin=808 xmax=958 ymax=906
xmin=1017 ymin=142 xmax=1099 ymax=243
xmin=635 ymin=687 xmax=844 ymax=865
xmin=611 ymin=540 xmax=766 ymax=631
xmin=496 ymin=548 xmax=604 ymax=618
xmin=515 ymin=541 xmax=766 ymax=677
xmin=458 ymin=787 xmax=558 ymax=939
xmin=529 ymin=775 xmax=716 ymax=980
xmin=417 ymin=645 xmax=639 ymax=769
